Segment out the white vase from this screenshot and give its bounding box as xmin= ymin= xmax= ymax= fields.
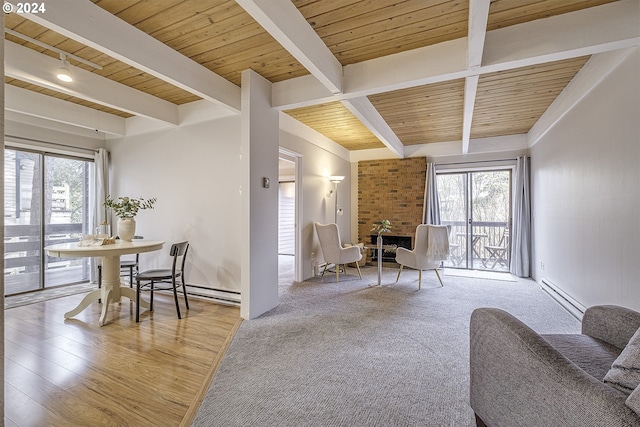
xmin=117 ymin=218 xmax=136 ymax=241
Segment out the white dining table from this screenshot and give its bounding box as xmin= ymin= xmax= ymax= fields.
xmin=45 ymin=239 xmax=164 ymax=326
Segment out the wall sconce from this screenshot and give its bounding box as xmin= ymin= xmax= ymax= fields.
xmin=328 ymin=176 xmax=345 ymax=223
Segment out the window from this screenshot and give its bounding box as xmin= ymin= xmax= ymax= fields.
xmin=4 ymin=148 xmax=93 ymax=295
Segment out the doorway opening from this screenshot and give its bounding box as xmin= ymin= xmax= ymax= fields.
xmin=437 ymin=169 xmax=511 ymax=272
xmin=278 ymin=149 xmax=302 ymax=283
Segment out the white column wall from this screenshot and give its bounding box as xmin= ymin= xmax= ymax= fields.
xmin=240 ymin=69 xmax=280 ymax=319
xmin=531 ymin=49 xmax=640 ymax=311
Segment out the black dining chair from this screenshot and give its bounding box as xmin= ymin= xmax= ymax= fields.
xmin=135 ymin=241 xmax=190 ymax=322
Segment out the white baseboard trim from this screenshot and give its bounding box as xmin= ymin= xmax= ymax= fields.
xmin=539 ymin=278 xmax=586 ymax=320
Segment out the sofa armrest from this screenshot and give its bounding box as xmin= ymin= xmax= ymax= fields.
xmin=470 ymin=308 xmax=638 ymax=427
xmin=582 ymin=305 xmax=640 ymax=350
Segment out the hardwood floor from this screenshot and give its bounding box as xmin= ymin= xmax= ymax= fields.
xmin=4 ymin=290 xmax=241 ymax=427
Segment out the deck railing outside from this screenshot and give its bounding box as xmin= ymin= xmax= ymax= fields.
xmin=442 ymin=221 xmax=510 ymax=271
xmin=4 ymin=223 xmax=89 ymax=295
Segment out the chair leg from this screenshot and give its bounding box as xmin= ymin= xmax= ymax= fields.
xmin=149 ymin=281 xmax=154 ymax=312
xmin=181 ymin=278 xmax=189 ymax=310
xmin=335 ymin=264 xmax=340 ymax=282
xmin=434 ymin=268 xmax=444 ymax=287
xmin=418 ymin=270 xmax=422 ymax=290
xmin=128 ymin=266 xmax=133 ymax=288
xmin=355 ymin=262 xmax=362 ymax=279
xmin=172 ymin=277 xmax=182 ymax=319
xmin=135 ymin=279 xmax=140 ymax=323
xmin=396 ymin=265 xmax=404 ymax=283
xmin=98 ymin=265 xmax=102 ymax=303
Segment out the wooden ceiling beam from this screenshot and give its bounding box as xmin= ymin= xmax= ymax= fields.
xmin=22 ymin=0 xmax=241 ymax=112
xmin=237 ymin=0 xmax=343 ymax=94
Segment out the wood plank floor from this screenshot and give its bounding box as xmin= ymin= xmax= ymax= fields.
xmin=4 ymin=290 xmax=241 ymax=427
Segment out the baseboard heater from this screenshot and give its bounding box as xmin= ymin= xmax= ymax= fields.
xmin=539 ymin=278 xmax=586 ymax=320
xmin=185 ymin=284 xmax=241 ymax=306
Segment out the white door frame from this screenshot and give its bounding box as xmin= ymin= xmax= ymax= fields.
xmin=279 ymin=148 xmax=303 ymax=282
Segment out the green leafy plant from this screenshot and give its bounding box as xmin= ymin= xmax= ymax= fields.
xmin=104 ymin=195 xmax=156 ymax=219
xmin=371 ymin=219 xmax=392 ymax=235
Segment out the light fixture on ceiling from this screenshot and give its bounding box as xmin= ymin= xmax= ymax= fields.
xmin=328 ymin=176 xmax=345 ymax=223
xmin=56 ymin=53 xmax=73 ymax=82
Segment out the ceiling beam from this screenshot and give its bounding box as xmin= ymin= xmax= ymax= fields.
xmin=5 ymin=41 xmax=175 ymax=127
xmin=462 ymin=0 xmax=490 ymax=154
xmin=482 ymin=0 xmax=640 ymax=73
xmin=467 ymin=0 xmax=490 ymax=69
xmin=273 ymin=0 xmax=639 ymax=111
xmin=462 ymin=75 xmax=479 ymax=155
xmin=5 ymin=85 xmax=126 ymax=136
xmin=529 ymin=48 xmax=637 ymax=146
xmin=342 ymin=97 xmax=404 ymax=159
xmin=22 ymin=0 xmax=241 ymax=112
xmin=237 ymin=0 xmax=343 ymax=94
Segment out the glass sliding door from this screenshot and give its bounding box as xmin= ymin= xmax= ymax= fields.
xmin=4 ymin=150 xmax=43 ymax=293
xmin=4 ymin=149 xmax=93 ymax=295
xmin=44 ymin=155 xmax=92 ymax=287
xmin=437 ymin=170 xmax=511 ymax=271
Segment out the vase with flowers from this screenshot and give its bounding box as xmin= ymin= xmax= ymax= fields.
xmin=104 ymin=195 xmax=156 ymax=241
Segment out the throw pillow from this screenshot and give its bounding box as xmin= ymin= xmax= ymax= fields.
xmin=604 ymin=327 xmax=640 ymax=394
xmin=626 ymin=384 xmax=640 ymax=416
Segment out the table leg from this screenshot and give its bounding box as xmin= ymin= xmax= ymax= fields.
xmin=64 ymin=254 xmax=147 ymax=326
xmin=64 ymin=289 xmax=101 ymax=319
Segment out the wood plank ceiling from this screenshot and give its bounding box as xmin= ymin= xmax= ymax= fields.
xmin=4 ymin=0 xmax=620 ymax=152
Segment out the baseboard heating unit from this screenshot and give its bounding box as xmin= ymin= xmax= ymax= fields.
xmin=186 ymin=284 xmax=241 ymax=306
xmin=540 ymin=278 xmax=586 ymax=320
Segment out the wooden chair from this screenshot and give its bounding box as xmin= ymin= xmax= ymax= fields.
xmin=135 ymin=241 xmax=190 ymax=322
xmin=484 ymin=228 xmax=509 ymax=269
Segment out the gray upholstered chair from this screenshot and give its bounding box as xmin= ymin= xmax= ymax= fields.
xmin=395 ymin=224 xmax=450 ymax=289
xmin=470 ymin=305 xmax=640 ymax=427
xmin=314 ymin=223 xmax=362 ymax=282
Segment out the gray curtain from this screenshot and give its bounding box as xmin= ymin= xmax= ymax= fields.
xmin=510 ymin=156 xmax=531 ymax=277
xmin=89 ymin=148 xmax=109 ymax=282
xmin=422 ymin=162 xmax=441 ymax=225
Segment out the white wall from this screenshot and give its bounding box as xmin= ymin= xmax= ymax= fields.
xmin=107 ymin=116 xmax=243 ymax=294
xmin=531 ymin=48 xmax=640 ymax=311
xmin=279 ymin=130 xmax=352 ymax=280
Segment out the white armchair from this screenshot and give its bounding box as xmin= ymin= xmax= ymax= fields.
xmin=314 ymin=223 xmax=363 ymax=282
xmin=395 ymin=224 xmax=450 ymax=289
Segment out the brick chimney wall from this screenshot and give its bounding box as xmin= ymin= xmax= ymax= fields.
xmin=357 ymin=157 xmax=427 ymax=243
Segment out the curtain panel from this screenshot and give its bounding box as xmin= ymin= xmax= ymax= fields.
xmin=422 ymin=162 xmax=441 ymax=225
xmin=89 ymin=148 xmax=109 ymax=282
xmin=510 ymin=156 xmax=531 ymax=277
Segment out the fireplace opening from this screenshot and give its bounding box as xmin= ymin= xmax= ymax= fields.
xmin=369 ymin=235 xmax=412 ymax=263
